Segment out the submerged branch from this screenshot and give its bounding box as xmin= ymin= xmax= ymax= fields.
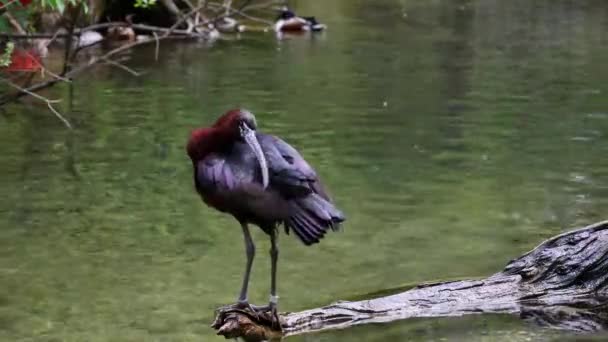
xmin=212 ymin=220 xmax=608 ymax=340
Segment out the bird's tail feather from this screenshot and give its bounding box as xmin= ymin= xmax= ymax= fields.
xmin=285 ymin=194 xmax=345 ymax=245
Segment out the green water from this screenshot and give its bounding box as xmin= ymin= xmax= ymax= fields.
xmin=2 ymin=0 xmax=608 ymax=340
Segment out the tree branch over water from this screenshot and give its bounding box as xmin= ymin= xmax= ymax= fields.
xmin=212 ymin=220 xmax=608 ymax=340
xmin=0 ymin=76 xmax=72 ymax=128
xmin=0 ymin=0 xmax=268 ymax=114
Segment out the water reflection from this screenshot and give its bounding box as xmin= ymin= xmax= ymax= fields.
xmin=1 ymin=0 xmax=608 ymax=341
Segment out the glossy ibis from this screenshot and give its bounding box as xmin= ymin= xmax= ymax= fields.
xmin=186 ymin=109 xmax=345 ymax=326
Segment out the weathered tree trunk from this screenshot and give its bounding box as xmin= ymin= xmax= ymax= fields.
xmin=212 ymin=220 xmax=608 ymax=340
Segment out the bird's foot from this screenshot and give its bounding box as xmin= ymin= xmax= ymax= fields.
xmin=213 ymin=300 xmax=260 ymax=330
xmin=214 ymin=300 xmax=282 ymax=331
xmin=211 ymin=304 xmax=284 ymax=339
xmin=269 ymin=302 xmax=280 ymax=330
xmin=219 ymin=301 xmax=275 ymax=318
xmin=218 ymin=300 xmax=260 ymax=316
xmin=248 ymin=302 xmax=280 ymax=329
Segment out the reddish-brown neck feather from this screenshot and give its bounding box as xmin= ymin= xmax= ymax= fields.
xmin=187 ymin=109 xmax=243 ymax=161
xmin=213 ymin=108 xmax=242 ymax=128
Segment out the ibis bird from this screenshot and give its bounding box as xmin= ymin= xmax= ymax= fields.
xmin=186 ymin=109 xmax=345 ymax=326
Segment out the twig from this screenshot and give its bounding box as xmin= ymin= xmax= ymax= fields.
xmin=6 ymin=49 xmax=69 ymax=84
xmin=13 ymin=45 xmax=71 ymax=83
xmin=0 ymin=22 xmax=201 ymax=40
xmin=223 ymin=0 xmax=232 ymax=16
xmin=238 ymin=0 xmax=281 ymax=12
xmin=0 ymin=0 xmax=17 ymax=9
xmin=152 ymin=32 xmax=160 ymax=61
xmin=40 ymin=66 xmax=71 ymax=83
xmin=0 ymin=23 xmax=202 ymax=106
xmin=102 ymin=57 xmax=141 ymax=76
xmin=161 ymin=0 xmax=202 ymax=33
xmin=0 ymin=34 xmax=168 ymax=106
xmin=182 ymin=0 xmax=197 ymax=11
xmin=61 ymin=3 xmax=82 ymax=76
xmin=41 ymin=68 xmax=71 ymax=83
xmin=19 ymin=48 xmax=72 ymax=83
xmin=133 ymin=23 xmax=206 ymax=36
xmin=4 ymin=11 xmax=26 ymax=34
xmin=0 ymin=0 xmax=254 ymax=107
xmin=0 ymin=78 xmax=60 ymax=103
xmin=167 ymin=2 xmax=208 ymax=33
xmin=195 ymin=0 xmax=254 ymax=28
xmin=46 ymin=100 xmax=72 ymax=129
xmin=46 ymin=28 xmax=64 ymax=47
xmin=0 ymin=0 xmax=264 ymax=40
xmin=1 ymin=77 xmax=72 ymax=129
xmin=207 ymin=2 xmax=273 ymax=25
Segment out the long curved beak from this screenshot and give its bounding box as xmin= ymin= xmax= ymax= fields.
xmin=240 ymin=124 xmax=269 ymax=189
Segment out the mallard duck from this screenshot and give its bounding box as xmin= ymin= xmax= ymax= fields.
xmin=216 ymin=17 xmax=246 ymax=33
xmin=274 ymin=7 xmax=326 ymax=32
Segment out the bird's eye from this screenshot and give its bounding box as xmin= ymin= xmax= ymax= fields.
xmin=241 ymin=118 xmax=256 ymax=130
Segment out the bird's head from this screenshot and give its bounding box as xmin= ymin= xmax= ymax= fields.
xmin=212 ymin=108 xmax=269 ymax=188
xmin=214 ymin=108 xmax=257 ymax=136
xmin=277 ymin=6 xmax=296 ymax=20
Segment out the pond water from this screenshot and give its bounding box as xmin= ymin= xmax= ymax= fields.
xmin=2 ymin=0 xmax=608 ymax=341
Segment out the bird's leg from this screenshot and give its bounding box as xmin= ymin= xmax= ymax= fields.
xmin=239 ymin=222 xmax=255 ymax=304
xmin=251 ymin=230 xmax=280 ymax=321
xmin=221 ymin=222 xmax=258 ymax=314
xmin=268 ymin=229 xmax=281 ymax=328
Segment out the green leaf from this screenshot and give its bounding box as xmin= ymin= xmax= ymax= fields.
xmin=134 ymin=0 xmax=157 ymax=9
xmin=55 ymin=0 xmax=65 ymax=13
xmin=1 ymin=42 xmax=15 ymax=67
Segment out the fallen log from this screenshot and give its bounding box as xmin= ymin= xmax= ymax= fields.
xmin=212 ymin=220 xmax=608 ymax=340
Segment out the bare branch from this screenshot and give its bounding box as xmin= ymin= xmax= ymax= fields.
xmin=102 ymin=58 xmax=141 ymax=76
xmin=4 ymin=11 xmax=26 ymax=34
xmin=0 ymin=0 xmax=19 ymax=10
xmin=46 ymin=101 xmax=72 ymax=129
xmin=0 ymin=0 xmax=260 ymax=107
xmin=195 ymin=0 xmax=255 ymax=28
xmin=46 ymin=28 xmax=64 ymax=47
xmin=0 ymin=22 xmax=205 ymax=40
xmin=207 ymin=2 xmax=273 ymax=25
xmin=0 ymin=37 xmax=158 ymax=105
xmin=239 ymin=0 xmax=281 ymax=12
xmin=152 ymin=32 xmax=160 ymax=61
xmin=1 ymin=77 xmax=72 ymax=129
xmin=223 ymin=0 xmax=233 ymax=16
xmin=167 ymin=2 xmax=209 ymax=34
xmin=60 ymin=2 xmax=83 ymax=76
xmin=40 ymin=65 xmax=72 ymax=83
